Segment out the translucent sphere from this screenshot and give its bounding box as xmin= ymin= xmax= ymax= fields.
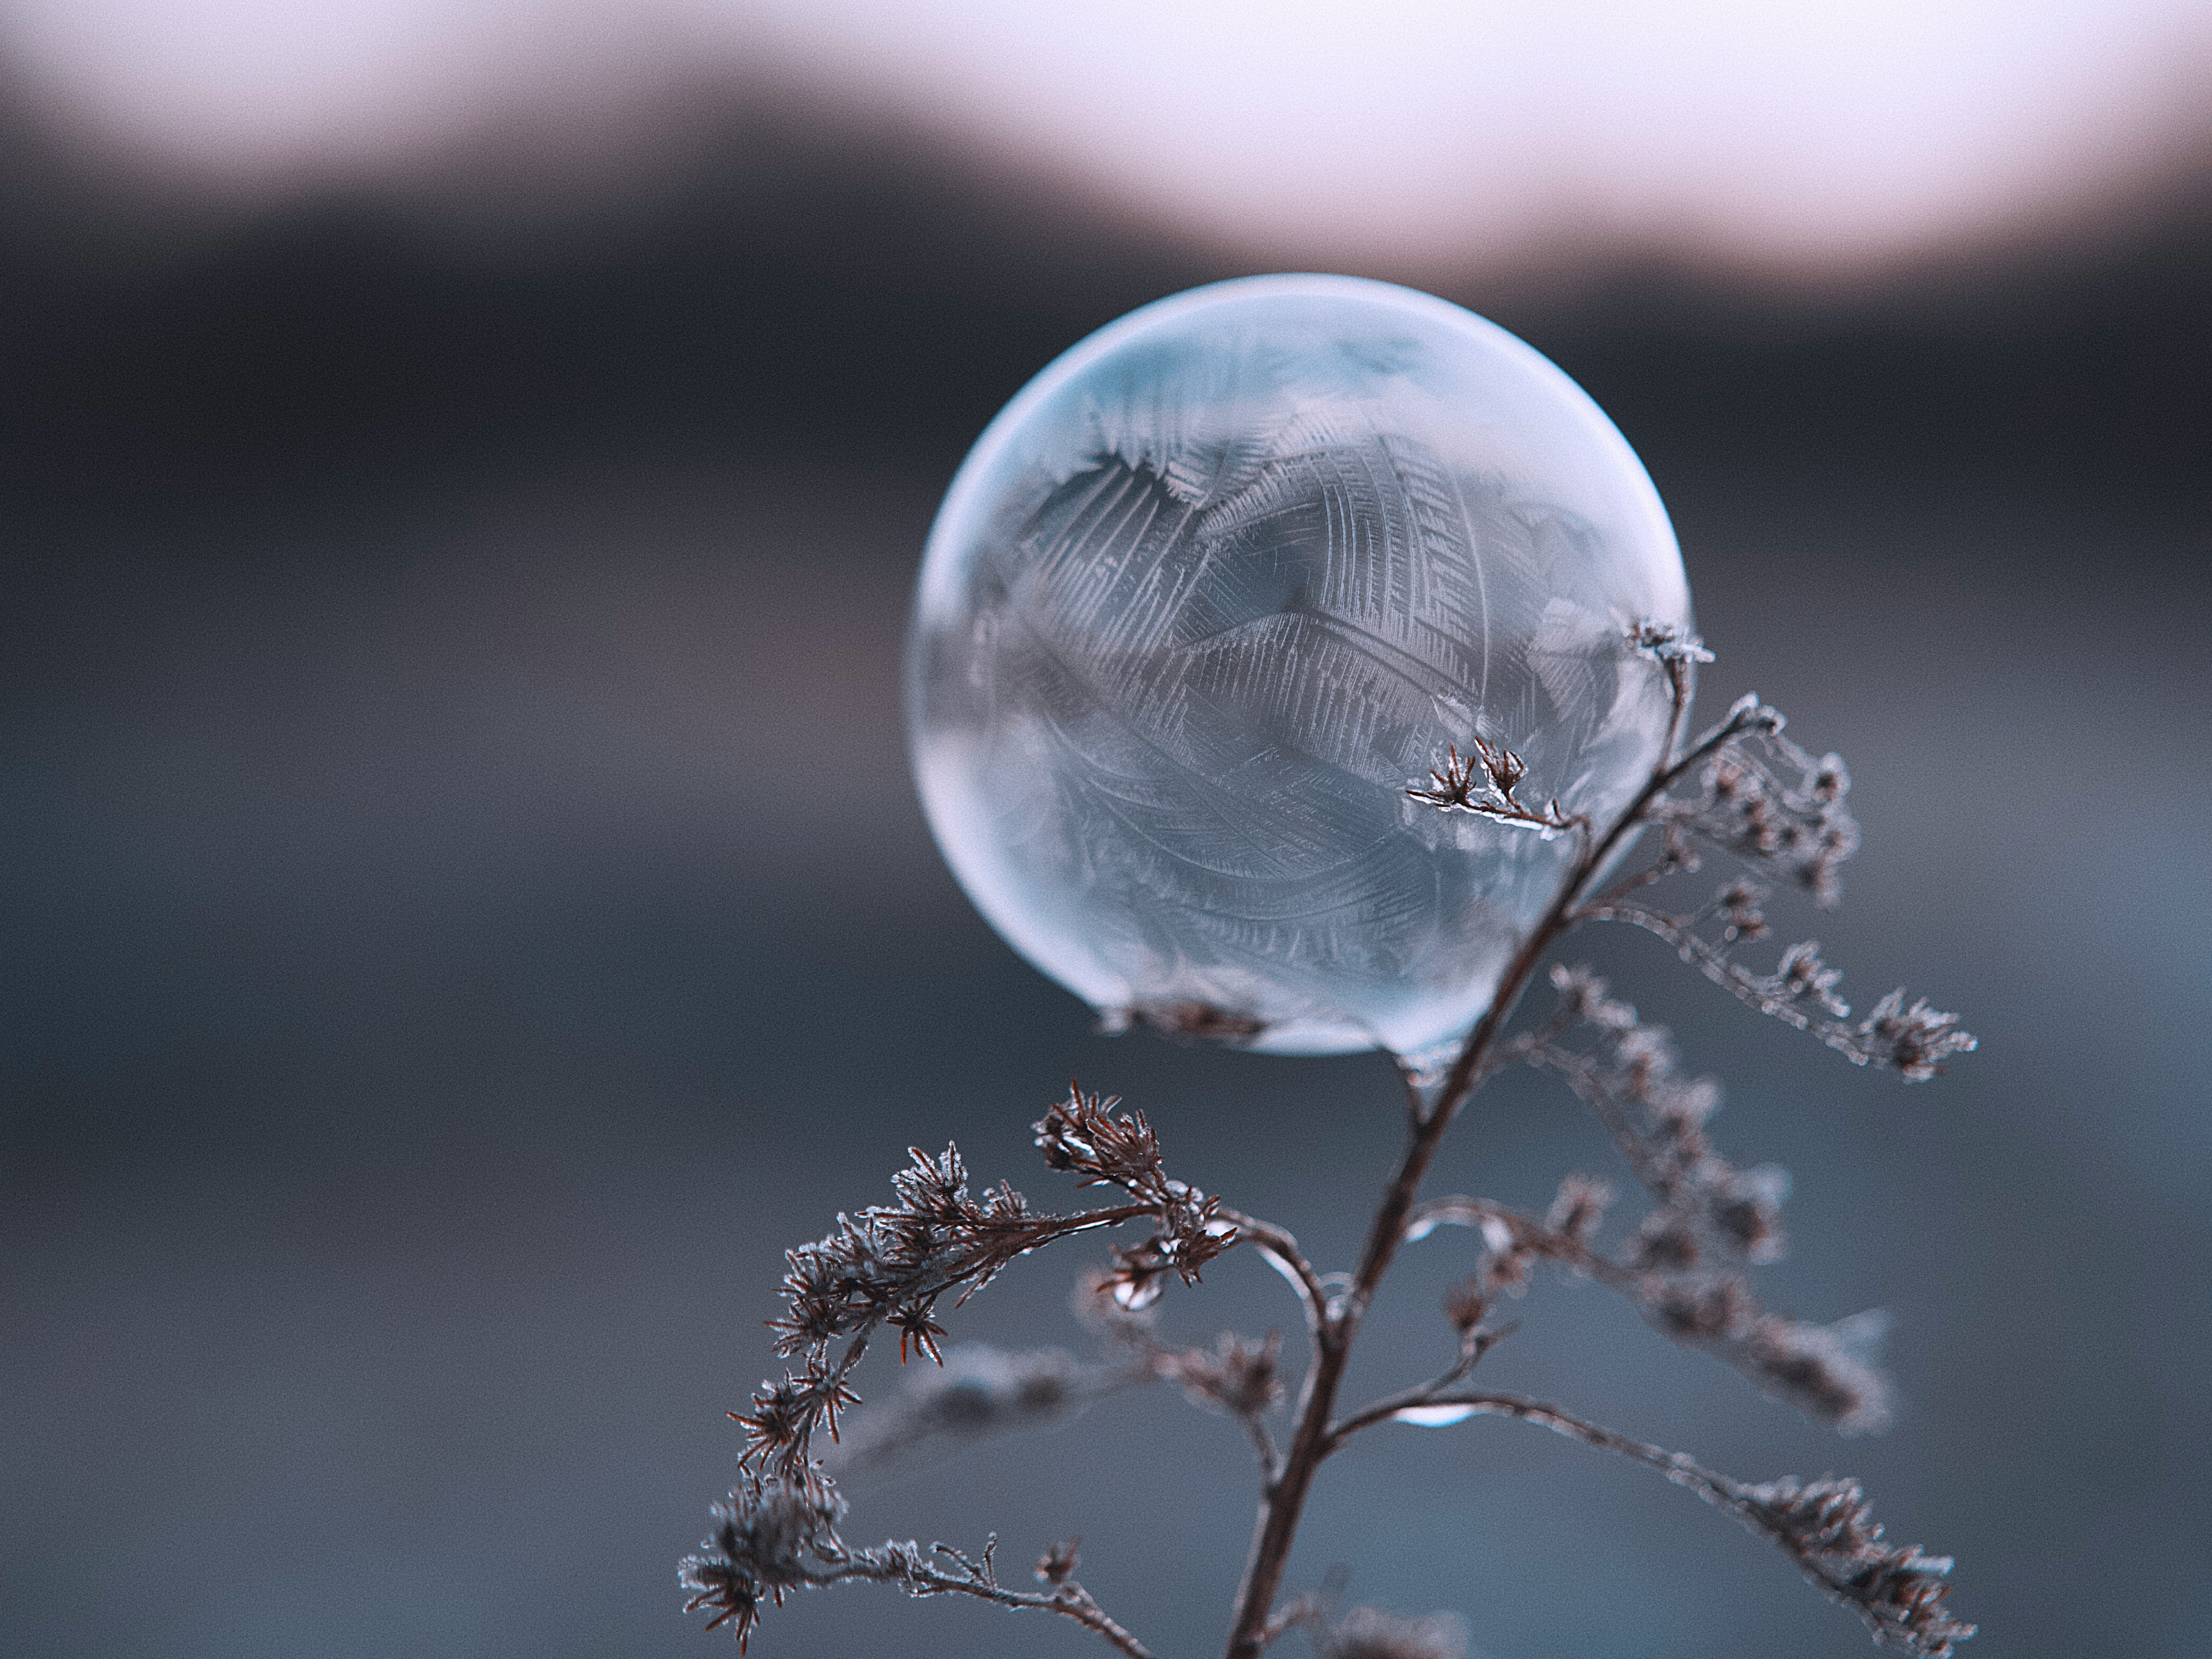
xmin=905 ymin=275 xmax=1692 ymax=1064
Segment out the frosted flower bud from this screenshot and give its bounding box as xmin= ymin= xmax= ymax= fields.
xmin=906 ymin=275 xmax=1692 ymax=1066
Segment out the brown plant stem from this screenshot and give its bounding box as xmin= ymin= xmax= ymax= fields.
xmin=1220 ymin=657 xmax=1712 ymax=1659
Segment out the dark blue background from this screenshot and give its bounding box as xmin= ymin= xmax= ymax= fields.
xmin=2 ymin=93 xmax=2206 ymax=1658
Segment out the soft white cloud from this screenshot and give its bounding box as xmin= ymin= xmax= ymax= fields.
xmin=4 ymin=0 xmax=2205 ymax=273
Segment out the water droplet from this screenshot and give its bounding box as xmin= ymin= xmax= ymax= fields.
xmin=1398 ymin=1037 xmax=1462 ymax=1094
xmin=1109 ymin=1276 xmax=1164 ymax=1313
xmin=1392 ymin=1403 xmax=1481 ymax=1427
xmin=907 ymin=275 xmax=1692 ymax=1060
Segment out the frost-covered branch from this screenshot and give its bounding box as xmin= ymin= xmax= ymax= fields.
xmin=1158 ymin=1329 xmax=1289 ymax=1479
xmin=1326 ymin=1294 xmax=1520 ymax=1450
xmin=1513 ymin=964 xmax=1896 ymax=1432
xmin=735 ymin=1087 xmax=1248 ymax=1500
xmin=1386 ymin=964 xmax=1903 ymax=1434
xmin=1356 ymin=1393 xmax=1973 ymax=1656
xmin=1579 ymin=896 xmax=1976 ymax=1078
xmin=1037 ymin=1085 xmax=1245 ymax=1310
xmin=1558 ymin=661 xmax=1976 ymax=1078
xmin=692 ymin=626 xmax=1979 ymax=1658
xmin=679 ymin=1478 xmax=1158 ymax=1657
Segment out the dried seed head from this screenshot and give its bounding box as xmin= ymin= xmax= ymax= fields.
xmin=1545 ymin=1173 xmax=1615 ymax=1246
xmin=1441 ymin=1278 xmax=1488 ymax=1335
xmin=1651 ymin=1275 xmax=1756 ymax=1342
xmin=1629 ymin=1214 xmax=1702 ymax=1271
xmin=1324 ymin=1605 xmax=1471 ymax=1659
xmin=680 ymin=1477 xmax=848 ymax=1650
xmin=1745 ymin=1313 xmax=1895 ymax=1435
xmin=1482 ymin=1243 xmax=1534 ymax=1298
xmin=1033 ymin=1538 xmax=1080 ymax=1588
xmin=1742 ymin=1477 xmax=1975 ymax=1655
xmin=1162 ymin=1330 xmax=1285 ymax=1418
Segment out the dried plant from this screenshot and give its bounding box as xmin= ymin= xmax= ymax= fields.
xmin=1404 ymin=733 xmax=1583 ymax=836
xmin=682 ymin=623 xmax=1978 ymax=1657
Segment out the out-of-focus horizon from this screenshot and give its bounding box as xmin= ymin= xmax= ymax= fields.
xmin=4 ymin=0 xmax=2209 ymax=289
xmin=1 ymin=7 xmax=2206 ymax=1659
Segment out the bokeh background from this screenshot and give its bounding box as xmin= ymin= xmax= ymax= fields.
xmin=2 ymin=5 xmax=2208 ymax=1656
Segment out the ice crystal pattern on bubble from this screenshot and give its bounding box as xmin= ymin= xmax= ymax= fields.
xmin=909 ymin=276 xmax=1691 ymax=1059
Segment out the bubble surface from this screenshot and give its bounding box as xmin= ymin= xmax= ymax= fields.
xmin=905 ymin=275 xmax=1692 ymax=1061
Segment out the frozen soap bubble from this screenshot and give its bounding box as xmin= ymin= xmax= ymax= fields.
xmin=905 ymin=274 xmax=1692 ymax=1067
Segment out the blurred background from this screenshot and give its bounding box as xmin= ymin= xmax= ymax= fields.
xmin=1 ymin=3 xmax=2207 ymax=1656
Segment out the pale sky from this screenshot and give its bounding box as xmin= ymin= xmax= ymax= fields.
xmin=5 ymin=0 xmax=2205 ymax=276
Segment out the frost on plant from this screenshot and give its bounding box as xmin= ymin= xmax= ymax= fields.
xmin=694 ymin=274 xmax=1974 ymax=1656
xmin=682 ymin=623 xmax=1978 ymax=1658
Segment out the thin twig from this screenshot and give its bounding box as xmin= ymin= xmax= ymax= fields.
xmin=1254 ymin=1594 xmax=1324 ymax=1652
xmin=807 ymin=1548 xmax=1161 ymax=1659
xmin=1402 ymin=1194 xmax=1636 ymax=1292
xmin=1324 ymin=1321 xmax=1519 ymax=1451
xmin=1215 ymin=1208 xmax=1330 ymax=1342
xmin=1556 ymin=905 xmax=1973 ymax=1079
xmin=1336 ymin=1392 xmax=1971 ymax=1656
xmin=1578 ymin=900 xmax=1839 ymax=1024
xmin=1242 ymin=1411 xmax=1284 ymax=1485
xmin=1525 ymin=1041 xmax=1680 ymax=1202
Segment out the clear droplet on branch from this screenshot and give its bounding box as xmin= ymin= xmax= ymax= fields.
xmin=906 ymin=275 xmax=1693 ymax=1060
xmin=1391 ymin=1403 xmax=1483 ymax=1427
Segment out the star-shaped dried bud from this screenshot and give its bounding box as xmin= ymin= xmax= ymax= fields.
xmin=1548 ymin=963 xmax=1638 ymax=1032
xmin=1163 ymin=1330 xmax=1285 ymax=1419
xmin=1482 ymin=1240 xmax=1535 ymax=1298
xmin=1773 ymin=941 xmax=1850 ymax=1018
xmin=1441 ymin=1278 xmax=1488 ymax=1335
xmin=1470 ymin=732 xmax=1528 ymax=796
xmin=890 ymin=1144 xmax=971 ymax=1220
xmin=1855 ymin=990 xmax=1977 ymax=1082
xmin=1100 ymin=1237 xmax=1176 ymax=1311
xmin=1627 ymin=1213 xmax=1701 ymax=1270
xmin=889 ymin=1303 xmax=947 ymax=1366
xmin=680 ymin=1477 xmax=848 ymax=1651
xmin=1714 ymin=879 xmax=1769 ymax=941
xmin=1406 ymin=736 xmax=1580 ymax=835
xmin=1034 ymin=1086 xmax=1169 ymax=1199
xmin=1545 ymin=1174 xmax=1615 ymax=1247
xmin=1033 ymin=1537 xmax=1080 ymax=1588
xmin=1714 ymin=1168 xmax=1789 ymax=1264
xmin=1743 ymin=1314 xmax=1894 ymax=1435
xmin=1407 ymin=743 xmax=1482 ymax=811
xmin=731 ymin=1376 xmax=815 ymax=1467
xmin=1650 ymin=1275 xmax=1756 ymax=1343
